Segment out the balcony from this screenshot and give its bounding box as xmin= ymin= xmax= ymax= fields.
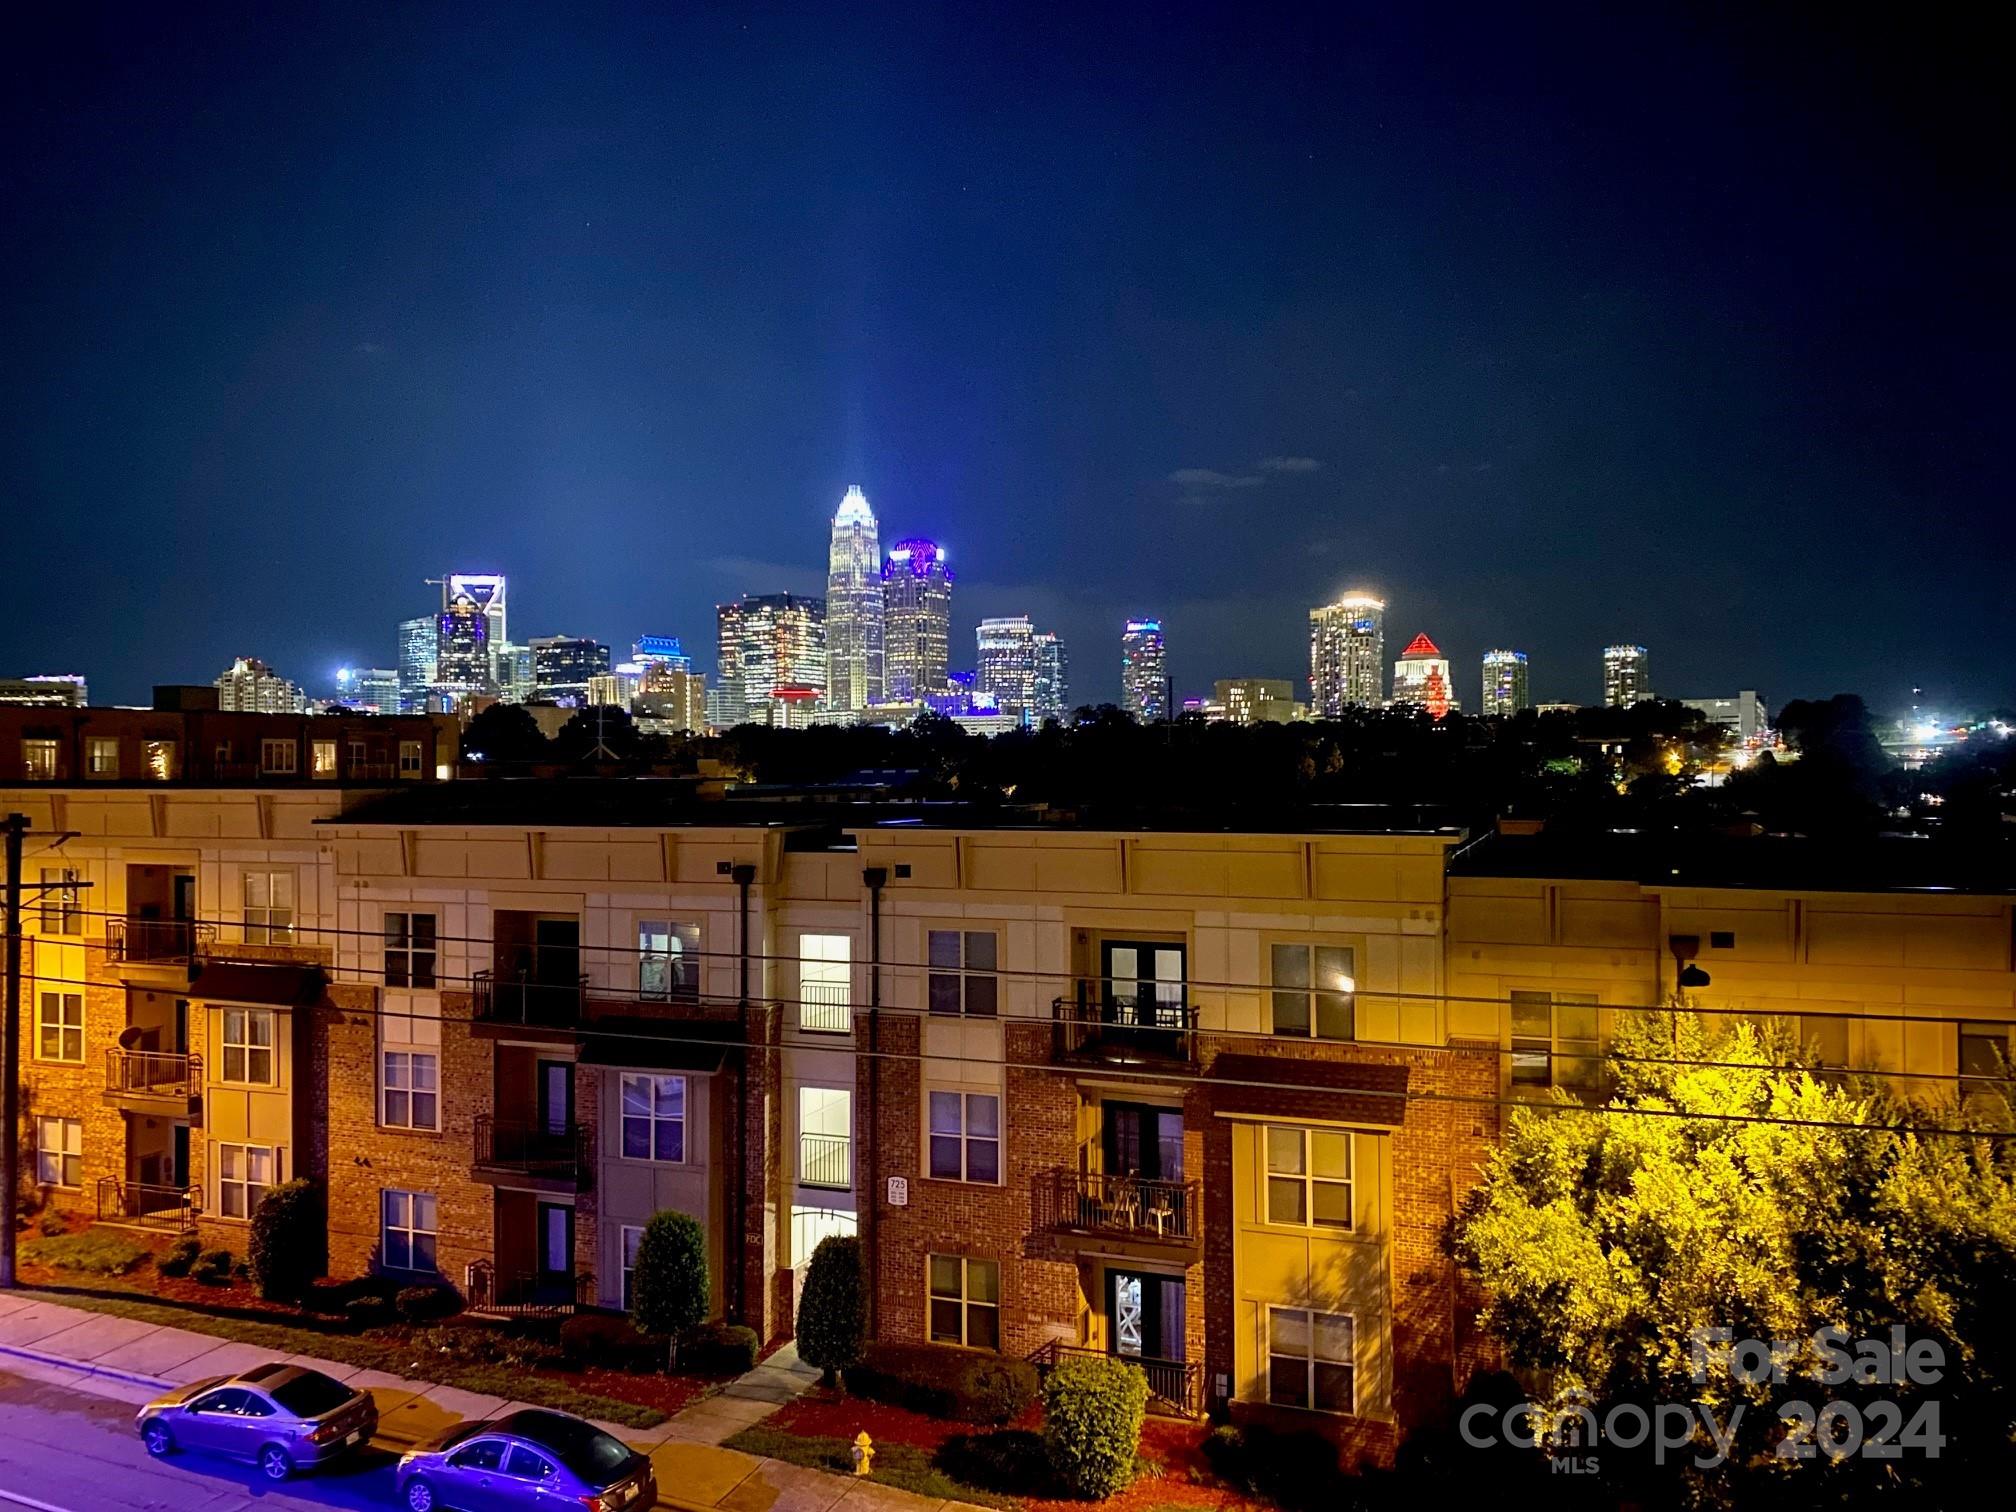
xmin=1030 ymin=1341 xmax=1201 ymax=1417
xmin=798 ymin=1131 xmax=852 ymax=1190
xmin=1051 ymin=987 xmax=1198 ymax=1068
xmin=103 ymin=1049 xmax=203 ymax=1115
xmin=105 ymin=919 xmax=214 ymax=982
xmin=799 ymin=980 xmax=852 ymax=1034
xmin=464 ymin=1262 xmax=595 ymax=1318
xmin=1030 ymin=1169 xmax=1202 ymax=1263
xmin=471 ymin=1115 xmax=594 ymax=1193
xmin=95 ymin=1179 xmax=200 ymax=1234
xmin=471 ymin=969 xmax=591 ymax=1038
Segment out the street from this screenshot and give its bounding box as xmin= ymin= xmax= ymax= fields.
xmin=0 ymin=1369 xmax=402 ymax=1512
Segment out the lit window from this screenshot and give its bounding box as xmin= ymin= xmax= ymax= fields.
xmin=38 ymin=867 xmax=81 ymax=934
xmin=928 ymin=1091 xmax=1000 ymax=1183
xmin=1267 ymin=1307 xmax=1354 ymax=1413
xmin=260 ymin=739 xmax=297 ymax=775
xmin=384 ymin=912 xmax=438 ymax=989
xmin=86 ymin=737 xmax=119 ymax=777
xmin=21 ymin=739 xmax=58 ymax=780
xmin=381 ymin=1189 xmax=437 ymax=1270
xmin=144 ymin=739 xmax=178 ymax=780
xmin=1264 ymin=1126 xmax=1352 ymax=1229
xmin=638 ymin=920 xmax=700 ymax=1001
xmin=243 ymin=870 xmax=295 ymax=943
xmin=798 ymin=1087 xmax=852 ymax=1189
xmin=1510 ymin=991 xmax=1600 ymax=1091
xmin=927 ymin=1254 xmax=999 ymax=1350
xmin=398 ymin=740 xmax=423 ymax=777
xmin=620 ymin=1073 xmax=685 ymax=1162
xmin=312 ymin=739 xmax=338 ymax=778
xmin=222 ymin=1007 xmax=276 ymax=1085
xmin=928 ymin=930 xmax=998 ymax=1016
xmin=799 ymin=934 xmax=851 ymax=1032
xmin=218 ymin=1144 xmax=275 ymax=1219
xmin=381 ymin=1051 xmax=440 ymax=1130
xmin=37 ymin=1117 xmax=82 ymax=1188
xmin=1270 ymin=943 xmax=1355 ymax=1039
xmin=790 ymin=1207 xmax=858 ymax=1268
xmin=36 ymin=992 xmax=83 ymax=1063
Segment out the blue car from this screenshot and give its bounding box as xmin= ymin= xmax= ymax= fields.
xmin=397 ymin=1408 xmax=656 ymax=1512
xmin=135 ymin=1362 xmax=378 ymax=1481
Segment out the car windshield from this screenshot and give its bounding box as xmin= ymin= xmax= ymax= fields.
xmin=269 ymin=1370 xmax=354 ymax=1417
xmin=511 ymin=1411 xmax=634 ymax=1482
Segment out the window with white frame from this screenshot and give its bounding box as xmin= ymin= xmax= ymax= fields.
xmin=243 ymin=870 xmax=295 ymax=943
xmin=381 ymin=1050 xmax=440 ymax=1130
xmin=36 ymin=992 xmax=83 ymax=1062
xmin=799 ymin=934 xmax=851 ymax=1032
xmin=927 ymin=1254 xmax=999 ymax=1349
xmin=927 ymin=1090 xmax=1000 ymax=1183
xmin=87 ymin=736 xmax=119 ymax=777
xmin=1509 ymin=990 xmax=1600 ymax=1091
xmin=311 ymin=739 xmax=337 ymax=778
xmin=260 ymin=738 xmax=297 ymax=774
xmin=21 ymin=739 xmax=58 ymax=780
xmin=398 ymin=740 xmax=423 ymax=776
xmin=381 ymin=1189 xmax=437 ymax=1270
xmin=620 ymin=1224 xmax=644 ymax=1310
xmin=1267 ymin=1307 xmax=1355 ymax=1413
xmin=1269 ymin=942 xmax=1355 ymax=1040
xmin=218 ymin=1144 xmax=275 ymax=1218
xmin=619 ymin=1073 xmax=685 ymax=1161
xmin=36 ymin=1117 xmax=81 ymax=1188
xmin=638 ymin=920 xmax=700 ymax=1001
xmin=38 ymin=867 xmax=81 ymax=934
xmin=928 ymin=929 xmax=998 ymax=1016
xmin=798 ymin=1087 xmax=852 ymax=1189
xmin=384 ymin=912 xmax=438 ymax=989
xmin=1264 ymin=1125 xmax=1352 ymax=1229
xmin=221 ymin=1007 xmax=276 ymax=1085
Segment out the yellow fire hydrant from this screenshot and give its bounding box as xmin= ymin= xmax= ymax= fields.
xmin=851 ymin=1431 xmax=875 ymax=1477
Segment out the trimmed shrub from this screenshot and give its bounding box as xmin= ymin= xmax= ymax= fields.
xmin=158 ymin=1235 xmax=202 ymax=1278
xmin=20 ymin=1230 xmax=152 ymax=1276
xmin=684 ymin=1321 xmax=760 ymax=1374
xmin=631 ymin=1211 xmax=709 ymax=1358
xmin=192 ymin=1248 xmax=235 ymax=1286
xmin=796 ymin=1236 xmax=865 ymax=1386
xmin=303 ymin=1276 xmax=356 ymax=1317
xmin=560 ymin=1311 xmax=660 ymax=1372
xmin=345 ymin=1294 xmax=394 ymax=1330
xmin=1199 ymin=1424 xmax=1342 ymax=1512
xmin=37 ymin=1209 xmax=68 ymax=1237
xmin=1041 ymin=1354 xmax=1148 ymax=1499
xmin=396 ymin=1283 xmax=463 ymax=1324
xmin=846 ymin=1342 xmax=1040 ymax=1425
xmin=249 ymin=1179 xmax=325 ymax=1302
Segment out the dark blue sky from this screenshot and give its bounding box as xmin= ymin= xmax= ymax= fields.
xmin=4 ymin=4 xmax=2009 ymax=712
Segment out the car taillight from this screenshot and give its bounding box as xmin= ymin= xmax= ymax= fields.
xmin=579 ymin=1497 xmax=612 ymax=1512
xmin=306 ymin=1422 xmax=344 ymax=1444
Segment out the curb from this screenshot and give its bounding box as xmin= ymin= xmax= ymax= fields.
xmin=0 ymin=1340 xmax=171 ymax=1392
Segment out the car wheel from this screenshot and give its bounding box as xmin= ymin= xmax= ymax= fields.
xmin=141 ymin=1420 xmax=174 ymax=1457
xmin=259 ymin=1445 xmax=295 ymax=1481
xmin=404 ymin=1475 xmax=438 ymax=1512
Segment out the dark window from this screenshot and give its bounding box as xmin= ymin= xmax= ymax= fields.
xmin=271 ymin=1370 xmax=353 ymax=1417
xmin=505 ymin=1446 xmax=557 ymax=1480
xmin=1709 ymin=930 xmax=1736 ymax=950
xmin=192 ymin=1389 xmax=248 ymax=1415
xmin=928 ymin=930 xmax=998 ymax=1016
xmin=384 ymin=912 xmax=438 ymax=989
xmin=450 ymin=1440 xmax=508 ymax=1472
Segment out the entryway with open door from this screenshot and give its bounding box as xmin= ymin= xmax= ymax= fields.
xmin=1105 ymin=1266 xmax=1193 ymax=1409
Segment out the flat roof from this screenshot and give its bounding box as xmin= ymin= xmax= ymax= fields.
xmin=1450 ymin=831 xmax=2016 ymax=896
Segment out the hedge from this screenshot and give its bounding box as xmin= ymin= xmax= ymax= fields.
xmin=158 ymin=1236 xmax=202 ymax=1278
xmin=249 ymin=1180 xmax=325 ymax=1302
xmin=685 ymin=1321 xmax=760 ymax=1374
xmin=846 ymin=1341 xmax=1039 ymax=1425
xmin=795 ymin=1236 xmax=865 ymax=1385
xmin=559 ymin=1312 xmax=661 ymax=1372
xmin=396 ymin=1283 xmax=463 ymax=1323
xmin=193 ymin=1249 xmax=235 ymax=1286
xmin=1040 ymin=1354 xmax=1147 ymax=1499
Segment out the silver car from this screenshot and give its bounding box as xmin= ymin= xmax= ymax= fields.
xmin=136 ymin=1361 xmax=379 ymax=1481
xmin=397 ymin=1408 xmax=656 ymax=1512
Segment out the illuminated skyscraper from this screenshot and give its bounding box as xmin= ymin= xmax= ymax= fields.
xmin=397 ymin=616 xmax=437 ymax=711
xmin=636 ymin=663 xmax=707 ymax=734
xmin=335 ymin=667 xmax=401 ymax=715
xmin=1032 ymin=630 xmax=1070 ymax=723
xmin=1602 ymin=644 xmax=1652 ymax=707
xmin=1214 ymin=678 xmax=1300 ymax=725
xmin=440 ymin=573 xmax=507 ymax=647
xmin=1309 ymin=592 xmax=1385 ymax=713
xmin=633 ymin=636 xmax=692 ymax=674
xmin=882 ymin=539 xmax=953 ymax=701
xmin=433 ymin=594 xmax=492 ymax=702
xmin=1121 ymin=619 xmax=1167 ymax=721
xmin=825 ymin=486 xmax=884 ymax=714
xmin=713 ymin=602 xmax=748 ymax=726
xmin=530 ymin=636 xmax=611 ymax=707
xmin=733 ymin=593 xmax=826 ymax=728
xmin=1481 ymin=650 xmax=1530 ymax=716
xmin=976 ymin=617 xmax=1037 ymax=716
xmin=492 ymin=643 xmax=534 ymax=702
xmin=214 ymin=657 xmax=306 ymax=713
xmin=1391 ymin=633 xmax=1456 ymax=717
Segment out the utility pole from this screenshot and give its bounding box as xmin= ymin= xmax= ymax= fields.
xmin=2 ymin=814 xmax=26 ymax=1289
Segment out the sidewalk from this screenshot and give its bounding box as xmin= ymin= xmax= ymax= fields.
xmin=0 ymin=1292 xmax=988 ymax=1512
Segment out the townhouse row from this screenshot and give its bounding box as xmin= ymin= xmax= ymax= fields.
xmin=9 ymin=768 xmax=2012 ymax=1467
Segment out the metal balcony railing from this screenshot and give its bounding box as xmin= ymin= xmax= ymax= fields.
xmin=464 ymin=1262 xmax=594 ymax=1316
xmin=95 ymin=1178 xmax=201 ymax=1233
xmin=472 ymin=968 xmax=590 ymax=1028
xmin=1029 ymin=1340 xmax=1201 ymax=1415
xmin=799 ymin=979 xmax=852 ymax=1034
xmin=473 ymin=1115 xmax=594 ymax=1186
xmin=798 ymin=1131 xmax=852 ymax=1190
xmin=105 ymin=1049 xmax=202 ymax=1100
xmin=1051 ymin=986 xmax=1199 ymax=1063
xmin=105 ymin=919 xmax=215 ymax=964
xmin=1032 ymin=1168 xmax=1201 ymax=1247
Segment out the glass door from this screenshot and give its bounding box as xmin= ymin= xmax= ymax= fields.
xmin=537 ymin=1202 xmax=574 ymax=1304
xmin=1100 ymin=942 xmax=1186 ymax=1029
xmin=1107 ymin=1269 xmax=1184 ymax=1361
xmin=1102 ymin=1103 xmax=1183 ymax=1181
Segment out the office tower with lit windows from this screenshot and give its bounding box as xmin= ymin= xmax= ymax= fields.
xmin=733 ymin=593 xmax=827 ymax=728
xmin=492 ymin=642 xmax=534 ymax=702
xmin=1214 ymin=678 xmax=1300 ymax=725
xmin=825 ymin=486 xmax=884 ymax=714
xmin=1390 ymin=633 xmax=1456 ymax=717
xmin=1481 ymin=650 xmax=1531 ymax=716
xmin=441 ymin=573 xmax=507 ymax=647
xmin=529 ymin=636 xmax=611 ymax=707
xmin=1121 ymin=619 xmax=1168 ymax=721
xmin=397 ymin=616 xmax=437 ymax=711
xmin=334 ymin=667 xmax=401 ymax=715
xmin=633 ymin=636 xmax=692 ymax=674
xmin=1309 ymin=592 xmax=1386 ymax=714
xmin=214 ymin=656 xmax=306 ymax=713
xmin=1602 ymin=644 xmax=1652 ymax=707
xmin=636 ymin=663 xmax=707 ymax=734
xmin=0 ymin=675 xmax=87 ymax=707
xmin=976 ymin=616 xmax=1037 ymax=716
xmin=1032 ymin=630 xmax=1070 ymax=723
xmin=433 ymin=593 xmax=493 ymax=703
xmin=882 ymin=538 xmax=953 ymax=701
xmin=713 ymin=602 xmax=748 ymax=726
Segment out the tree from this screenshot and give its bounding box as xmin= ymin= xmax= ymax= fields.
xmin=630 ymin=1210 xmax=709 ymax=1367
xmin=795 ymin=1235 xmax=865 ymax=1387
xmin=248 ymin=1179 xmax=325 ymax=1302
xmin=1456 ymin=1011 xmax=2016 ymax=1507
xmin=460 ymin=701 xmax=551 ymax=764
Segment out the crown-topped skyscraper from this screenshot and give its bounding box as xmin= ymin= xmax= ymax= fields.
xmin=826 ymin=485 xmax=885 ymax=713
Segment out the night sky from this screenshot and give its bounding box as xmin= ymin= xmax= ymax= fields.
xmin=4 ymin=4 xmax=2009 ymax=712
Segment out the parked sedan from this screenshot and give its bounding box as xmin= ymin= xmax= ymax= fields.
xmin=397 ymin=1408 xmax=656 ymax=1512
xmin=136 ymin=1362 xmax=378 ymax=1481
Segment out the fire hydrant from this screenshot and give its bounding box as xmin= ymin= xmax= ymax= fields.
xmin=851 ymin=1431 xmax=875 ymax=1477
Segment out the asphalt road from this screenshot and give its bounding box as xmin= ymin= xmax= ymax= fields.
xmin=0 ymin=1368 xmax=404 ymax=1512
